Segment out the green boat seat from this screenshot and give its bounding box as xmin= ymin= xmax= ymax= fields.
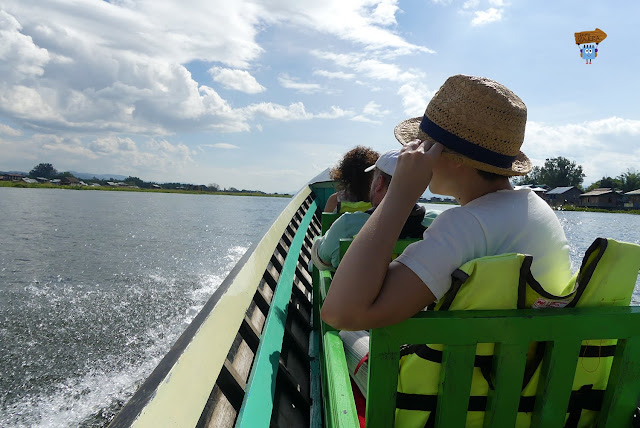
xmin=365 ymin=238 xmax=640 ymax=428
xmin=316 ymin=237 xmax=640 ymax=428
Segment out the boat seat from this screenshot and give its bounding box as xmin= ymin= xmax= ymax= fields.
xmin=315 ymin=237 xmax=420 ymax=427
xmin=321 ymin=212 xmax=340 ymax=235
xmin=316 ymin=237 xmax=640 ymax=428
xmin=365 ymin=238 xmax=640 ymax=427
xmin=339 ymin=237 xmax=420 ymax=263
xmin=320 ymin=201 xmax=373 ymax=235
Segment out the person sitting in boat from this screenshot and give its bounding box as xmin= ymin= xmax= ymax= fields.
xmin=324 ymin=145 xmax=380 ymax=214
xmin=321 ymin=75 xmax=573 ymax=389
xmin=311 ymin=149 xmax=440 ymax=271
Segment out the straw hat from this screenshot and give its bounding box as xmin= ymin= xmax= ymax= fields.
xmin=394 ymin=74 xmax=532 ymax=176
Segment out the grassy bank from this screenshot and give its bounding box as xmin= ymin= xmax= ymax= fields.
xmin=0 ymin=181 xmax=291 ymax=198
xmin=556 ymin=205 xmax=640 ymax=215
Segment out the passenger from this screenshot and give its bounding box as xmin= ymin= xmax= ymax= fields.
xmin=323 ymin=146 xmax=380 ymax=213
xmin=311 ymin=149 xmax=440 ymax=271
xmin=321 ymin=75 xmax=573 ymax=392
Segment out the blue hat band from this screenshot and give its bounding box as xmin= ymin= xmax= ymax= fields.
xmin=419 ymin=116 xmax=516 ymax=169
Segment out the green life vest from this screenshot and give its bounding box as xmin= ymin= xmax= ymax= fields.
xmin=337 ymin=200 xmax=372 ymax=214
xmin=395 ymin=237 xmax=640 ymax=428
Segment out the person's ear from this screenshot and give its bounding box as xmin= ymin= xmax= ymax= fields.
xmin=375 ymin=174 xmax=385 ymax=192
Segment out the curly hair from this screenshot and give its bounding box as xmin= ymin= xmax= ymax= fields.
xmin=330 ymin=146 xmax=380 ymax=202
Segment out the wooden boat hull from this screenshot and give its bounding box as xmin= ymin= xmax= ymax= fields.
xmin=110 ymin=172 xmax=335 ymax=427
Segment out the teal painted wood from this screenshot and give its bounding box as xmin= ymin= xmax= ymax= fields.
xmin=235 ymin=202 xmax=317 ymax=428
xmin=366 ymin=328 xmax=400 ymax=428
xmin=483 ymin=342 xmax=529 ymax=428
xmin=530 ymin=340 xmax=582 ymax=427
xmin=598 ymin=337 xmax=640 ymax=428
xmin=435 ymin=344 xmax=476 ymax=427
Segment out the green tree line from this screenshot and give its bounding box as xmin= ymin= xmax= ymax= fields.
xmin=512 ymin=157 xmax=640 ymax=192
xmin=25 ymin=163 xmax=278 ymax=194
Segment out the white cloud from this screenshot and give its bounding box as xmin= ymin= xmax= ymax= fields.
xmin=471 ymin=8 xmax=503 ymax=26
xmin=488 ymin=0 xmax=507 ymax=6
xmin=0 ymin=123 xmax=22 ymax=136
xmin=202 ymin=143 xmax=240 ymax=149
xmin=524 ymin=117 xmax=640 ymax=185
xmin=350 ymin=101 xmax=390 ymax=124
xmin=244 ymin=102 xmax=312 ymax=121
xmin=462 ymin=0 xmax=480 ymax=9
xmin=397 ymin=82 xmax=435 ymax=116
xmin=0 ymin=1 xmax=430 ymax=138
xmin=363 ymin=101 xmax=389 ymax=117
xmin=243 ymin=102 xmax=351 ymax=121
xmin=89 ymin=136 xmax=137 ymax=155
xmin=278 ymin=74 xmax=324 ymax=94
xmin=208 ymin=67 xmax=265 ymax=94
xmin=313 ymin=70 xmax=356 ymax=80
xmin=312 ymin=50 xmax=424 ymax=83
xmin=316 ymin=106 xmax=354 ymax=119
xmin=261 ymin=0 xmax=432 ymax=55
xmin=0 ymin=10 xmax=50 ymax=82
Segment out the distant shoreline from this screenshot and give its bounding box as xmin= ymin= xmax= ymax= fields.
xmin=0 ymin=181 xmax=292 ymax=198
xmin=555 ymin=205 xmax=640 ymax=215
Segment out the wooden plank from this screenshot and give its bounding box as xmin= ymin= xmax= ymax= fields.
xmin=531 ymin=340 xmax=582 ymax=428
xmin=598 ymin=337 xmax=640 ymax=428
xmin=435 ymin=344 xmax=476 ymax=428
xmin=309 ymin=328 xmax=323 ymax=428
xmin=322 ymin=330 xmax=359 ymax=428
xmin=366 ymin=329 xmax=400 ymax=428
xmin=483 ymin=342 xmax=529 ymax=428
xmin=322 ymin=212 xmax=340 ymax=234
xmin=217 ymin=359 xmax=246 ymax=411
xmin=364 ymin=307 xmax=640 ymax=428
xmin=376 ymin=307 xmax=640 ymax=345
xmin=235 ymin=202 xmax=317 ymax=428
xmin=116 ymin=187 xmax=313 ymax=428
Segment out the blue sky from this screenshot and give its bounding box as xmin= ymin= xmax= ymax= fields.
xmin=1 ymin=0 xmax=638 ymax=193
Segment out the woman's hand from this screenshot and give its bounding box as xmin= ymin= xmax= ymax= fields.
xmin=388 ymin=139 xmax=443 ymax=204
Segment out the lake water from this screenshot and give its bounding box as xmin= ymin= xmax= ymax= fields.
xmin=1 ymin=189 xmax=639 ymax=427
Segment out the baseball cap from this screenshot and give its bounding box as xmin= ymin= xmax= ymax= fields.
xmin=364 ymin=149 xmax=400 ymax=176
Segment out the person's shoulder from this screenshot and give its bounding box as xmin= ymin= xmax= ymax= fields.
xmin=421 ymin=209 xmax=442 ymax=227
xmin=329 ymin=210 xmax=370 ymax=230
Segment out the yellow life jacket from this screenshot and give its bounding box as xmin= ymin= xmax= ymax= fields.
xmin=337 ymin=200 xmax=372 ymax=214
xmin=395 ymin=237 xmax=640 ymax=428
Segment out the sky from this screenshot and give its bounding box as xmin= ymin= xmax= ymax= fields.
xmin=1 ymin=0 xmax=639 ymax=194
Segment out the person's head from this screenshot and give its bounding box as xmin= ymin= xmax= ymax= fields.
xmin=330 ymin=146 xmax=380 ymax=202
xmin=393 ymin=74 xmax=531 ymax=196
xmin=364 ymin=149 xmax=399 ymax=206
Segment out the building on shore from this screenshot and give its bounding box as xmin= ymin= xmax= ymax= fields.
xmin=544 ymin=186 xmax=582 ymax=207
xmin=625 ymin=189 xmax=640 ymax=209
xmin=579 ymin=188 xmax=625 ymax=209
xmin=2 ymin=173 xmax=25 ymax=181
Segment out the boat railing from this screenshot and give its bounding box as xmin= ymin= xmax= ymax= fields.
xmin=110 ymin=187 xmax=323 ymax=427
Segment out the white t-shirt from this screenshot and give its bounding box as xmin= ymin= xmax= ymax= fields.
xmin=395 ymin=189 xmax=572 ymax=300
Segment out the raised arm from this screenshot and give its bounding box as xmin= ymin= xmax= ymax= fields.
xmin=324 ymin=192 xmax=339 ymax=213
xmin=321 ymin=140 xmax=442 ymax=330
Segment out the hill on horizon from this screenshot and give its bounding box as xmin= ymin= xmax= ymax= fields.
xmin=69 ymin=171 xmax=128 ymax=181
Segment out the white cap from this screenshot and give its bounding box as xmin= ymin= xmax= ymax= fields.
xmin=364 ymin=149 xmax=400 ymax=176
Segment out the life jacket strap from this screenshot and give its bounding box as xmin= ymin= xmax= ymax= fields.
xmin=396 ymin=387 xmax=604 ymax=413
